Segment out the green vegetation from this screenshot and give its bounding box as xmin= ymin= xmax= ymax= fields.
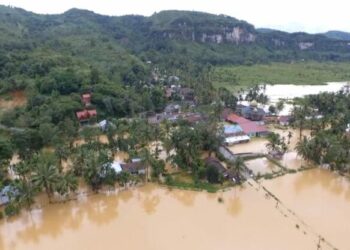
xmin=212 ymin=62 xmax=350 ymax=90
xmin=165 ymin=172 xmax=233 ymax=193
xmin=293 ymin=91 xmax=350 ymax=172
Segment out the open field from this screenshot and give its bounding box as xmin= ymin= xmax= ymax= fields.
xmin=212 ymin=62 xmax=350 ymax=91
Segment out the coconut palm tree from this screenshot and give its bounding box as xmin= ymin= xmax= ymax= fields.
xmin=14 ymin=179 xmax=36 ymax=210
xmin=13 ymin=161 xmax=32 ymax=181
xmin=292 ymin=103 xmax=310 ymax=141
xmin=31 ymin=153 xmax=60 ymax=203
xmin=295 ymin=136 xmax=311 ymax=161
xmin=228 ymin=157 xmax=244 ymax=184
xmin=140 ymin=148 xmax=153 ymax=182
xmin=56 ymin=171 xmax=78 ymax=198
xmin=266 ymin=132 xmax=280 ymax=152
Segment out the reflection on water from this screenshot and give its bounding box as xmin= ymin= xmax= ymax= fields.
xmin=263 ymin=169 xmax=350 ymax=250
xmin=0 ymin=181 xmax=328 ymax=250
xmin=280 ymin=152 xmax=304 ymax=169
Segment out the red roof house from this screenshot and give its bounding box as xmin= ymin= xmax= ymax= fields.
xmin=76 ymin=109 xmax=97 ymax=122
xmin=226 ymin=113 xmax=250 ymax=124
xmin=226 ymin=113 xmax=268 ymax=137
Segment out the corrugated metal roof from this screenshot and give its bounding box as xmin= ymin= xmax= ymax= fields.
xmin=227 ymin=113 xmax=268 ymax=134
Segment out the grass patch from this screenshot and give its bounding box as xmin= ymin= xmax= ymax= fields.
xmin=165 ymin=172 xmax=234 ymax=193
xmin=212 ymin=61 xmax=350 ymax=91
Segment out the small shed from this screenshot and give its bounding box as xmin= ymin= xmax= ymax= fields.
xmin=278 ymin=116 xmax=291 ymax=126
xmin=81 ymin=93 xmax=92 ymax=106
xmin=0 ymin=186 xmax=17 ymax=206
xmin=121 ymin=161 xmax=146 ymax=175
xmin=205 ymin=157 xmax=230 ymax=179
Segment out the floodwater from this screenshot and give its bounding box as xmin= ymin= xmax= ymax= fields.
xmin=245 ymin=158 xmax=281 ymax=175
xmin=263 ymin=82 xmax=348 ymax=103
xmin=229 ymin=127 xmax=310 ymax=156
xmin=228 ymin=138 xmax=268 ymax=154
xmin=263 ymin=169 xmax=350 ymax=250
xmin=0 ymin=183 xmax=320 ymax=250
xmin=1 ymin=169 xmax=349 ymax=249
xmin=279 ymin=152 xmax=304 ymax=170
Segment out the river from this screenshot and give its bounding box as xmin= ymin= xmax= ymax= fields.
xmin=1 ymin=168 xmax=349 ymax=250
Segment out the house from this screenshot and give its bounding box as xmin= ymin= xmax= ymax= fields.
xmin=110 ymin=161 xmax=123 ymax=174
xmin=226 ymin=113 xmax=269 ymax=137
xmin=0 ymin=186 xmax=17 ymax=206
xmin=205 ymin=157 xmax=231 ymax=179
xmin=81 ymin=93 xmax=92 ymax=107
xmin=121 ymin=161 xmax=146 ymax=175
xmin=179 ymin=88 xmax=195 ymax=101
xmin=76 ymin=109 xmax=97 ymax=124
xmin=164 ymin=103 xmax=181 ymax=114
xmin=225 ymin=135 xmax=250 ymax=145
xmin=182 ymin=112 xmax=203 ymax=124
xmin=278 ymin=116 xmax=292 ymax=126
xmin=220 ymin=108 xmax=234 ymax=121
xmin=264 ymin=115 xmax=278 ymax=124
xmin=239 ymin=122 xmax=269 ymax=137
xmin=224 ymin=124 xmax=244 ymax=137
xmin=98 ymin=120 xmax=108 ymax=131
xmin=237 ymin=101 xmax=265 ymax=121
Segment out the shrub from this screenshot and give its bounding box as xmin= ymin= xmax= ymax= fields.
xmin=4 ymin=203 xmax=20 ymax=217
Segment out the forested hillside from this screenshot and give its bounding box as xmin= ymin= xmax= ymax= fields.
xmin=0 ymin=5 xmax=350 ymax=130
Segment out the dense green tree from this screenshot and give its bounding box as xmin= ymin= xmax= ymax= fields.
xmin=0 ymin=138 xmax=12 ymax=181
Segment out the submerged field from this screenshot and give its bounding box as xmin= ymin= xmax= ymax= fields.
xmin=212 ymin=62 xmax=350 ymax=91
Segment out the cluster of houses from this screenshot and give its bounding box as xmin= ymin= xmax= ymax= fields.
xmin=221 ymin=100 xmax=292 ymax=146
xmin=221 ymin=102 xmax=270 ymax=145
xmin=148 ymin=86 xmax=205 ymax=125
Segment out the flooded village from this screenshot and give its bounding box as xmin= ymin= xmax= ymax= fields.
xmin=1 ymin=81 xmax=350 ymax=250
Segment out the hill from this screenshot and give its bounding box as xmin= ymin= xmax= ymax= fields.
xmin=323 ymin=30 xmax=350 ymax=41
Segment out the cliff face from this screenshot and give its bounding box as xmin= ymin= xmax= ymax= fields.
xmin=159 ymin=26 xmax=256 ymax=44
xmin=150 ymin=10 xmax=257 ymax=44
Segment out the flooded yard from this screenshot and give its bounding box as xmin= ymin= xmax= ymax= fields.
xmin=228 ymin=137 xmax=268 ymax=154
xmin=245 ymin=157 xmax=281 ymax=175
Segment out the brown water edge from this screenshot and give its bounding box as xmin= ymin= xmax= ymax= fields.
xmin=263 ymin=168 xmax=350 ymax=250
xmin=0 ymin=182 xmax=321 ymax=250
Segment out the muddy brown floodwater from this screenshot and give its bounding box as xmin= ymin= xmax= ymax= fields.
xmin=3 ymin=169 xmax=349 ymax=250
xmin=263 ymin=169 xmax=350 ymax=250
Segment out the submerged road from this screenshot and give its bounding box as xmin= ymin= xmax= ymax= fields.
xmin=246 ymin=178 xmax=338 ymax=250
